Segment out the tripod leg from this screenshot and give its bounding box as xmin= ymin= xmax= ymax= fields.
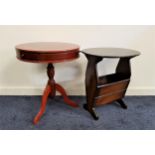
xmin=55 ymin=83 xmax=78 ymax=108
xmin=33 ymin=84 xmax=51 ymax=124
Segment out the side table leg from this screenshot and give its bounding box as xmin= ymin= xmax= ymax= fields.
xmin=33 ymin=63 xmax=78 ymax=124
xmin=33 ymin=84 xmax=51 ymax=124
xmin=55 ymin=83 xmax=78 ymax=108
xmin=84 ymin=55 xmax=102 ymax=120
xmin=83 ymin=104 xmax=99 ymax=120
xmin=117 ymin=99 xmax=128 ymax=109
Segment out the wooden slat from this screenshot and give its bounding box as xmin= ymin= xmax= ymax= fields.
xmin=95 ymin=91 xmax=125 ymax=106
xmin=96 ymin=79 xmax=129 ymax=97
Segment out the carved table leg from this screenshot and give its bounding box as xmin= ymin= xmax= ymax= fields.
xmin=84 ymin=55 xmax=102 ymax=120
xmin=33 ymin=84 xmax=51 ymax=124
xmin=83 ymin=104 xmax=99 ymax=120
xmin=33 ymin=63 xmax=78 ymax=124
xmin=47 ymin=63 xmax=56 ymax=98
xmin=115 ymin=58 xmax=130 ymax=110
xmin=117 ymin=99 xmax=128 ymax=109
xmin=56 ymin=83 xmax=78 ymax=107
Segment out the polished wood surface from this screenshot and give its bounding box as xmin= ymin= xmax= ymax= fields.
xmin=83 ymin=55 xmax=102 ymax=120
xmin=15 ymin=42 xmax=80 ymax=124
xmin=16 ymin=42 xmax=80 ymax=53
xmin=95 ymin=91 xmax=125 ymax=105
xmin=16 ymin=42 xmax=80 ymax=63
xmin=83 ymin=48 xmax=140 ymax=120
xmin=97 ymin=78 xmax=130 ymax=97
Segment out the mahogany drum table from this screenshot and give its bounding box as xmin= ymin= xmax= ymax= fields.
xmin=16 ymin=42 xmax=80 ymax=124
xmin=82 ymin=48 xmax=140 ymax=120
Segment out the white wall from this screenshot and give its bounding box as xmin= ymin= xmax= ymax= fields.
xmin=0 ymin=25 xmax=154 ymax=95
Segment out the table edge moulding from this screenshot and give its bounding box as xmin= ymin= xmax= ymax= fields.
xmin=16 ymin=42 xmax=80 ymax=63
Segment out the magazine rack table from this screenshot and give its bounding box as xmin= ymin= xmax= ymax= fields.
xmin=82 ymin=48 xmax=140 ymax=120
xmin=16 ymin=42 xmax=80 ymax=124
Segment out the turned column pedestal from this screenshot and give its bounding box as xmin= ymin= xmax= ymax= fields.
xmin=34 ymin=63 xmax=78 ymax=124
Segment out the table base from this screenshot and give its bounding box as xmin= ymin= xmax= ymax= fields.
xmin=84 ymin=55 xmax=130 ymax=120
xmin=33 ymin=63 xmax=78 ymax=124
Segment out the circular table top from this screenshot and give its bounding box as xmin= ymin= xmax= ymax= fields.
xmin=16 ymin=42 xmax=80 ymax=63
xmin=82 ymin=48 xmax=140 ymax=58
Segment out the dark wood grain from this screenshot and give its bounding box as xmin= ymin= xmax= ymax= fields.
xmin=97 ymin=79 xmax=130 ymax=97
xmin=95 ymin=91 xmax=125 ymax=105
xmin=82 ymin=48 xmax=140 ymax=120
xmin=83 ymin=55 xmax=102 ymax=120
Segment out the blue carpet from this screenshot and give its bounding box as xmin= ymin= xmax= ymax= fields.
xmin=0 ymin=96 xmax=154 ymax=130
